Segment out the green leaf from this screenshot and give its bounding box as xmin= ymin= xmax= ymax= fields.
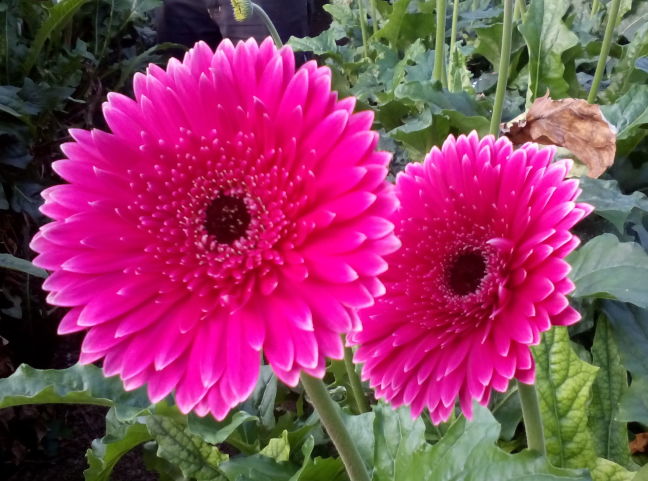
xmin=0 ymin=364 xmax=151 ymax=421
xmin=590 ymin=458 xmax=636 ymax=481
xmin=146 ymin=415 xmax=229 ymax=481
xmin=532 ymin=327 xmax=599 ymax=469
xmin=294 ymin=456 xmax=346 ymax=481
xmin=578 ymin=177 xmax=648 ymax=232
xmin=372 ymin=403 xmax=428 ymax=481
xmin=188 ymin=411 xmax=259 ymax=446
xmin=357 ymin=402 xmax=589 ymax=481
xmin=0 ymin=253 xmax=48 ymax=278
xmin=600 ymin=85 xmax=648 ymax=156
xmin=260 ymin=430 xmax=290 ymax=463
xmin=601 ymin=23 xmax=648 ymax=103
xmin=340 ymin=409 xmax=375 ymax=472
xmin=142 ymin=441 xmax=189 ymax=481
xmin=23 ymin=0 xmax=90 ymax=74
xmin=588 ymin=315 xmax=634 ymax=468
xmin=601 ymin=301 xmax=648 ymax=425
xmin=474 ymin=21 xmax=525 ymax=71
xmin=220 ymin=454 xmax=298 ymax=481
xmin=490 ymin=386 xmax=523 ymax=441
xmin=84 ymin=409 xmax=153 ymax=481
xmin=568 ymin=234 xmax=648 ymax=307
xmin=616 ymin=377 xmax=648 ymax=425
xmin=427 ymin=405 xmax=591 ymax=481
xmin=519 ymin=0 xmax=579 ymax=100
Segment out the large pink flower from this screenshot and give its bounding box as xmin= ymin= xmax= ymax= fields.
xmin=351 ymin=132 xmax=592 ymax=424
xmin=31 ymin=38 xmax=398 ymax=419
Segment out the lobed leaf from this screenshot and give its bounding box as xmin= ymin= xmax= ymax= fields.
xmin=84 ymin=409 xmax=153 ymax=481
xmin=146 ymin=415 xmax=229 ymax=481
xmin=0 ymin=364 xmax=151 ymax=421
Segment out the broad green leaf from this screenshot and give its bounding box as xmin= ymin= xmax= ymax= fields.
xmin=578 ymin=178 xmax=648 ymax=232
xmin=295 ymin=456 xmax=346 ymax=481
xmin=601 ymin=301 xmax=648 ymax=425
xmin=601 ymin=23 xmax=648 ymax=103
xmin=0 ymin=253 xmax=48 ymax=278
xmin=616 ymin=377 xmax=648 ymax=425
xmin=260 ymin=430 xmax=290 ymax=462
xmin=372 ymin=403 xmax=428 ymax=481
xmin=423 ymin=404 xmax=591 ymax=481
xmin=590 ymin=458 xmax=635 ymax=481
xmin=23 ymin=0 xmax=90 ymax=74
xmin=364 ymin=402 xmax=589 ymax=481
xmin=474 ymin=21 xmax=525 ymax=71
xmin=84 ymin=409 xmax=152 ymax=481
xmin=600 ymin=85 xmax=648 ymax=155
xmin=373 ymin=0 xmax=431 ymax=50
xmin=0 ymin=364 xmax=151 ymax=421
xmin=220 ymin=454 xmax=298 ymax=481
xmin=340 ymin=409 xmax=375 ymax=472
xmin=519 ymin=0 xmax=579 ymax=100
xmin=602 ymin=301 xmax=648 ymax=380
xmin=187 ymin=410 xmax=259 ymax=450
xmin=568 ymin=234 xmax=648 ymax=307
xmin=588 ymin=315 xmax=633 ymax=468
xmin=532 ymin=327 xmax=599 ymax=468
xmin=146 ymin=415 xmax=228 ymax=481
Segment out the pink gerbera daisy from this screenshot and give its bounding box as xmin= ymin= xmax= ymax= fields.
xmin=31 ymin=38 xmax=398 ymax=419
xmin=351 ymin=132 xmax=592 ymax=424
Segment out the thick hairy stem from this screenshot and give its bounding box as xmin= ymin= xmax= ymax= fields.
xmin=489 ymin=0 xmax=514 ymax=135
xmin=587 ymin=0 xmax=621 ymax=103
xmin=301 ymin=374 xmax=371 ymax=481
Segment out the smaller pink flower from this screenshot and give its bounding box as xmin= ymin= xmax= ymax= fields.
xmin=352 ymin=132 xmax=592 ymax=424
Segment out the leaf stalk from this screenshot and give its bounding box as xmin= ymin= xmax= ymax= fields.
xmin=517 ymin=381 xmax=547 ymax=455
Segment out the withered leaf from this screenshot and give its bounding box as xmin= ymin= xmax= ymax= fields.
xmin=501 ymin=93 xmax=616 ymax=178
xmin=630 ymin=432 xmax=648 ymax=454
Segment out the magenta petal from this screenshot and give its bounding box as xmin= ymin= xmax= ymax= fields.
xmin=351 ymin=133 xmax=590 ymax=424
xmin=31 ymin=38 xmax=398 ymax=421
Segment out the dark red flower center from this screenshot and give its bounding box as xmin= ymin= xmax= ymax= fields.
xmin=447 ymin=250 xmax=487 ymax=296
xmin=205 ymin=193 xmax=251 ymax=245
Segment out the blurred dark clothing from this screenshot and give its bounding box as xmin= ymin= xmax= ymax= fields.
xmin=156 ymin=0 xmax=311 ymax=48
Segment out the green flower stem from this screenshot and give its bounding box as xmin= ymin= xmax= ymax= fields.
xmin=517 ymin=381 xmax=547 ymax=455
xmin=448 ymin=0 xmax=460 ymax=91
xmin=587 ymin=0 xmax=621 ymax=103
xmin=590 ymin=0 xmax=601 ymax=18
xmin=344 ymin=345 xmax=369 ymax=413
xmin=252 ymin=3 xmax=282 ymax=47
xmin=433 ymin=0 xmax=448 ymax=87
xmin=357 ymin=0 xmax=370 ymax=59
xmin=488 ymin=0 xmax=513 ymax=135
xmin=301 ymin=374 xmax=371 ymax=481
xmin=370 ymin=0 xmax=379 ymax=34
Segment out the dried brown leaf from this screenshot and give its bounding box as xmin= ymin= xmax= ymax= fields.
xmin=501 ymin=93 xmax=616 ymax=178
xmin=630 ymin=432 xmax=648 ymax=454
